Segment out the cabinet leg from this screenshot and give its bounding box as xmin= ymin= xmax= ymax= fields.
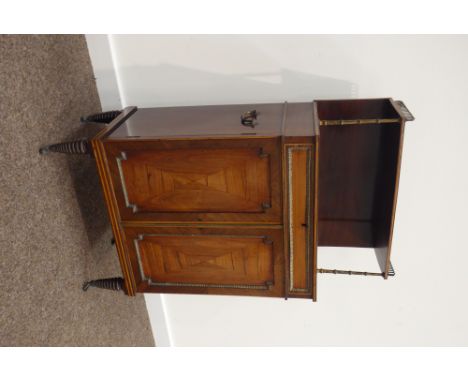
xmin=82 ymin=277 xmax=125 ymax=292
xmin=80 ymin=110 xmax=121 ymax=124
xmin=39 ymin=138 xmax=91 ymax=155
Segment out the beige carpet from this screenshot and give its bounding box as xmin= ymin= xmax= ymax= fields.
xmin=0 ymin=35 xmax=155 ymax=346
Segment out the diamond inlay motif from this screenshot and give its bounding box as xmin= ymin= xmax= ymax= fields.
xmin=118 ymin=148 xmax=270 ymax=212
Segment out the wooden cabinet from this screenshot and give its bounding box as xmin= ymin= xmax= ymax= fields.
xmin=99 ymin=103 xmax=315 ymax=299
xmin=41 ymin=99 xmax=413 ymax=301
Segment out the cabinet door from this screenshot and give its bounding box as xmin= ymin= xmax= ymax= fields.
xmin=283 ymin=142 xmax=317 ymax=300
xmin=104 ymin=138 xmax=281 ymax=223
xmin=124 ymin=226 xmax=284 ymax=297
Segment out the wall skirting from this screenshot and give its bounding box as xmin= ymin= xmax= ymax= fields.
xmin=144 ymin=294 xmax=174 ymax=346
xmin=85 ymin=35 xmax=123 ymax=111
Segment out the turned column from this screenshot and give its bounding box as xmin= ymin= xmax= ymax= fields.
xmin=39 ymin=138 xmax=91 ymax=155
xmin=82 ymin=277 xmax=125 ymax=292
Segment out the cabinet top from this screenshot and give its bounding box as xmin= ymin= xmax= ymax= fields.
xmin=108 ymin=102 xmax=318 ymax=140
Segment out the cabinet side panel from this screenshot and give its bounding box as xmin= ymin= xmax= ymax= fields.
xmin=90 ymin=139 xmax=136 ymax=295
xmin=374 ymin=123 xmax=405 ymax=277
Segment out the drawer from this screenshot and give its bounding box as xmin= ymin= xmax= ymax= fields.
xmin=104 ymin=138 xmax=281 ymax=223
xmin=123 ymin=226 xmax=284 ymax=297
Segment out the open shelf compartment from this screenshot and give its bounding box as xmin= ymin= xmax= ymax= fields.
xmin=315 ymin=98 xmax=408 ymax=278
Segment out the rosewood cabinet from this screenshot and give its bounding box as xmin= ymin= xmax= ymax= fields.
xmin=40 ymin=98 xmax=413 ymax=301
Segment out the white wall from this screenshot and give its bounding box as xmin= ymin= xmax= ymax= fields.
xmin=86 ymin=35 xmax=468 ymax=346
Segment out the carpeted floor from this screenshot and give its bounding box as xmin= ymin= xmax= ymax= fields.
xmin=0 ymin=35 xmax=155 ymax=346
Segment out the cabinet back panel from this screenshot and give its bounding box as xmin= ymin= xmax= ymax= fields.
xmin=284 ymin=144 xmax=316 ymax=298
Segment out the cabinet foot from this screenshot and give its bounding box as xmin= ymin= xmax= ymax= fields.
xmin=80 ymin=110 xmax=121 ymax=124
xmin=82 ymin=277 xmax=125 ymax=292
xmin=39 ymin=139 xmax=91 ymax=155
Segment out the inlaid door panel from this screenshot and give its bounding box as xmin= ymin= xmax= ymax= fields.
xmin=118 ymin=148 xmax=269 ymax=212
xmin=105 ymin=138 xmax=281 ymax=223
xmin=283 ymin=143 xmax=317 ymax=300
xmin=124 ymin=226 xmax=284 ymax=297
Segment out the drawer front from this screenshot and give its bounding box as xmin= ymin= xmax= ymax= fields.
xmin=124 ymin=226 xmax=284 ymax=297
xmin=284 ymin=143 xmax=317 ymax=299
xmin=105 ymin=138 xmax=281 ymax=223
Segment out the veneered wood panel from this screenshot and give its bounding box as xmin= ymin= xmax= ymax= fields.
xmin=118 ymin=148 xmax=270 ymax=213
xmin=124 ymin=226 xmax=284 ymax=297
xmin=104 ymin=138 xmax=282 ymax=223
xmin=283 ymin=143 xmax=316 ymax=299
xmin=138 ymin=235 xmax=273 ymax=285
xmin=109 ymin=103 xmax=285 ymax=138
xmin=290 ymin=149 xmax=308 ymax=290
